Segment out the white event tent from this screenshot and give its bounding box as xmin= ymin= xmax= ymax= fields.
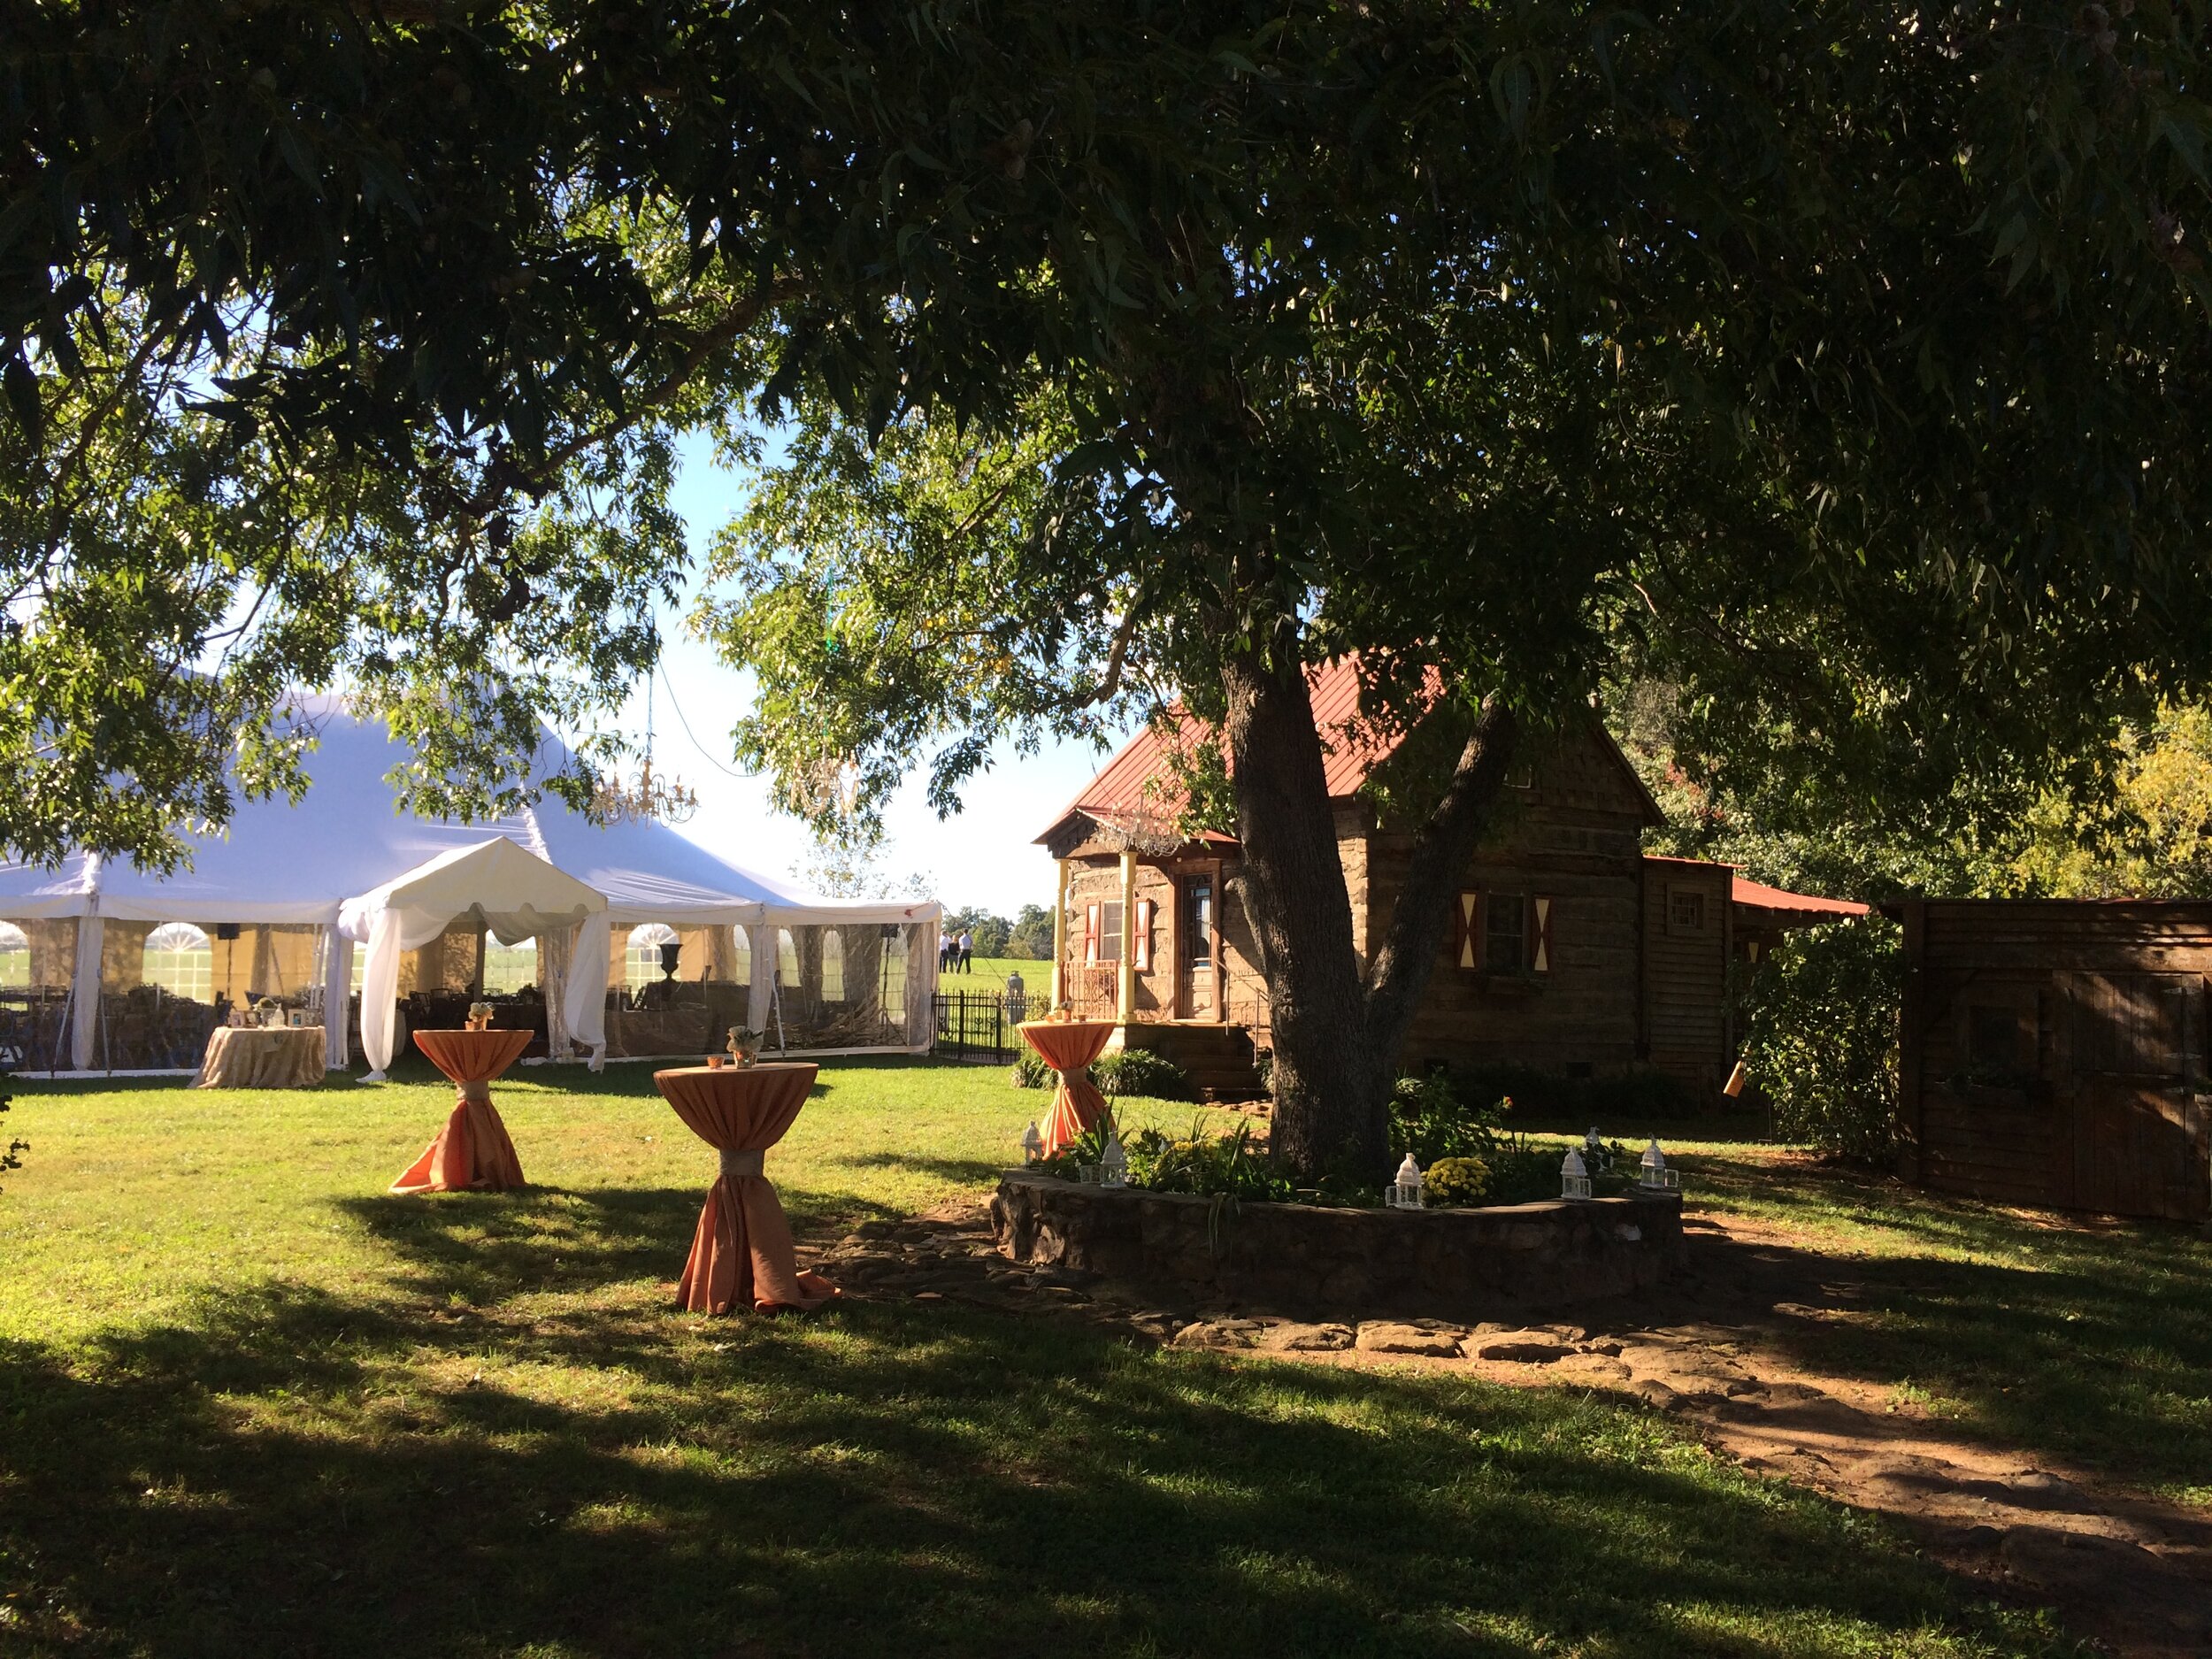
xmin=0 ymin=697 xmax=940 ymax=1076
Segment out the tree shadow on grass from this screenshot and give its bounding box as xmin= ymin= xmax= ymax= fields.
xmin=1675 ymin=1165 xmax=2212 ymax=1497
xmin=334 ymin=1186 xmax=705 ymax=1305
xmin=0 ymin=1275 xmax=2059 ymax=1659
xmin=827 ymin=1149 xmax=1007 ymax=1187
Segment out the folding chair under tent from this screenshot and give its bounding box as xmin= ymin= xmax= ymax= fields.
xmin=0 ymin=695 xmax=941 ymax=1076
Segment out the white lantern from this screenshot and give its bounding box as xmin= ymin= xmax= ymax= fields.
xmin=1386 ymin=1154 xmax=1425 ymax=1210
xmin=1021 ymin=1121 xmax=1044 ymax=1164
xmin=1101 ymin=1128 xmax=1128 ymax=1188
xmin=1637 ymin=1138 xmax=1680 ymax=1191
xmin=1561 ymin=1147 xmax=1592 ymax=1200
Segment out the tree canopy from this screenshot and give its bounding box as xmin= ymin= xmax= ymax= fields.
xmin=9 ymin=3 xmax=2212 ymax=1175
xmin=703 ymin=3 xmax=2212 ymax=1173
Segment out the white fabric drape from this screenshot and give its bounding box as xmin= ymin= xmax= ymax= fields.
xmin=747 ymin=922 xmax=774 ymax=1040
xmin=541 ymin=926 xmax=572 ymax=1060
xmin=564 ymin=909 xmax=610 ymax=1070
xmin=70 ymin=915 xmax=103 ymax=1070
xmin=359 ymin=908 xmax=405 ymax=1079
xmin=321 ymin=932 xmax=353 ymax=1071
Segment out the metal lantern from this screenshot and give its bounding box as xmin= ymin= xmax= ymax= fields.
xmin=1561 ymin=1147 xmax=1592 ymax=1200
xmin=1021 ymin=1121 xmax=1044 ymax=1164
xmin=1386 ymin=1154 xmax=1425 ymax=1210
xmin=1637 ymin=1138 xmax=1681 ymax=1191
xmin=1101 ymin=1129 xmax=1128 ymax=1189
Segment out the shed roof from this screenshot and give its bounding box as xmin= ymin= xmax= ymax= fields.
xmin=1732 ymin=875 xmax=1870 ymax=919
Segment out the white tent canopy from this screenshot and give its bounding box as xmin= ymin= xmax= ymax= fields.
xmin=0 ymin=696 xmax=941 ymax=1073
xmin=0 ymin=696 xmax=922 ymax=926
xmin=340 ymin=838 xmax=611 ymax=1079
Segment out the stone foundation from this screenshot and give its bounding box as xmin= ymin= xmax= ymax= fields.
xmin=990 ymin=1171 xmax=1685 ymax=1319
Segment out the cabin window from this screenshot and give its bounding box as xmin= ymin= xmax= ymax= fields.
xmin=1669 ymin=888 xmax=1706 ymax=933
xmin=1505 ymin=762 xmax=1534 ymax=790
xmin=1098 ymin=901 xmax=1124 ymax=964
xmin=1485 ymin=894 xmax=1527 ymax=971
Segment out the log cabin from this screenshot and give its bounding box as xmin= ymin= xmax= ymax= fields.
xmin=1890 ymin=899 xmax=2212 ymax=1224
xmin=1034 ymin=662 xmax=1862 ymax=1100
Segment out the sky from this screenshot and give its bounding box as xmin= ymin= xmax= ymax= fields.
xmin=603 ymin=431 xmax=1125 ymax=919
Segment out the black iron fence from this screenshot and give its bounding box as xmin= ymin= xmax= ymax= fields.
xmin=933 ymin=987 xmax=1035 ymax=1061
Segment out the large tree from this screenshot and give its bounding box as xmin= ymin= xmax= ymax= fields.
xmin=0 ymin=0 xmax=1237 ymax=864
xmin=704 ymin=3 xmax=2212 ymax=1179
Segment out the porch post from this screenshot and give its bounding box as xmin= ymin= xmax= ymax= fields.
xmin=1117 ymin=849 xmax=1137 ymax=1025
xmin=1050 ymin=858 xmax=1070 ymax=1007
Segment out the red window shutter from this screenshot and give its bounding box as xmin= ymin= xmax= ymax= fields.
xmin=1532 ymin=895 xmax=1554 ymax=973
xmin=1455 ymin=890 xmax=1479 ymax=971
xmin=1083 ymin=903 xmax=1101 ymax=965
xmin=1133 ymin=899 xmax=1154 ymax=971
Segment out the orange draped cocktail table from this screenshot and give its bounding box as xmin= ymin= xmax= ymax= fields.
xmin=1018 ymin=1019 xmax=1117 ymax=1157
xmin=655 ymin=1063 xmax=838 ymax=1314
xmin=390 ymin=1028 xmax=534 ymax=1195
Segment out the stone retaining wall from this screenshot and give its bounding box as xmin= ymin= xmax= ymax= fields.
xmin=990 ymin=1171 xmax=1685 ymax=1318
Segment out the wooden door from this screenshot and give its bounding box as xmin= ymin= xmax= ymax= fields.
xmin=2067 ymin=973 xmax=2211 ymax=1221
xmin=1177 ymin=874 xmax=1217 ymax=1020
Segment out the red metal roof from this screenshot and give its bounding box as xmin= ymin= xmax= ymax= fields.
xmin=1035 ymin=660 xmax=1405 ymax=846
xmin=1731 ymin=875 xmax=1869 ymax=918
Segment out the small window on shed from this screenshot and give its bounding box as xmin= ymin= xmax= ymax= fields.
xmin=1967 ymin=1006 xmax=2025 ymax=1076
xmin=1098 ymin=901 xmax=1125 ymax=965
xmin=1485 ymin=894 xmax=1526 ymax=971
xmin=1668 ymin=888 xmax=1706 ymax=933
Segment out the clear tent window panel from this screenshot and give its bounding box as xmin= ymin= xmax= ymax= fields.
xmin=626 ymin=922 xmax=680 ymax=992
xmin=143 ymin=923 xmax=214 ymax=1001
xmin=483 ymin=937 xmax=538 ymax=995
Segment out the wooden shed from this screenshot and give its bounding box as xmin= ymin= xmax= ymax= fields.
xmin=1893 ymin=899 xmax=2212 ymax=1224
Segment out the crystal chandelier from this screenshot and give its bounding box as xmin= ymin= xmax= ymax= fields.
xmin=591 ymin=675 xmax=700 ymax=824
xmin=590 ymin=757 xmax=699 ymax=825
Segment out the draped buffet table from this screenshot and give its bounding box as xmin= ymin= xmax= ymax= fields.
xmin=194 ymin=1025 xmax=325 ymax=1089
xmin=655 ymin=1063 xmax=838 ymax=1314
xmin=390 ymin=1027 xmax=534 ymax=1195
xmin=1017 ymin=1018 xmax=1117 ymax=1157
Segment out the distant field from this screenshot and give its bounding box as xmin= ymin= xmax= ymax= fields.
xmin=931 ymin=953 xmax=1048 ymax=993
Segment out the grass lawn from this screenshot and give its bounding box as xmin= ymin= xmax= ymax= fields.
xmin=935 ymin=954 xmax=1046 ymax=994
xmin=1682 ymin=1143 xmax=2212 ymax=1509
xmin=0 ymin=1064 xmax=2079 ymax=1656
xmin=1499 ymin=1111 xmax=2212 ymax=1509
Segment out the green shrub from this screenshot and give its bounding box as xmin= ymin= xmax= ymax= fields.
xmin=1422 ymin=1156 xmax=1492 ymax=1206
xmin=1388 ymin=1072 xmax=1503 ymax=1166
xmin=1122 ymin=1120 xmax=1294 ymax=1202
xmin=1009 ymin=1048 xmax=1054 ymax=1089
xmin=1738 ymin=914 xmax=1903 ymax=1160
xmin=1092 ymin=1048 xmax=1191 ymax=1101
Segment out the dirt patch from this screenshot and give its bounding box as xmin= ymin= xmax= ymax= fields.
xmin=811 ymin=1198 xmax=2212 ymax=1657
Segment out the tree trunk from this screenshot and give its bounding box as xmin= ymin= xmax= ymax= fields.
xmin=1223 ymin=650 xmax=1521 ymax=1183
xmin=1219 ymin=649 xmax=1383 ymax=1179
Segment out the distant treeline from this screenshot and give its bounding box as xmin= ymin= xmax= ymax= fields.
xmin=941 ymin=903 xmax=1056 ymax=960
